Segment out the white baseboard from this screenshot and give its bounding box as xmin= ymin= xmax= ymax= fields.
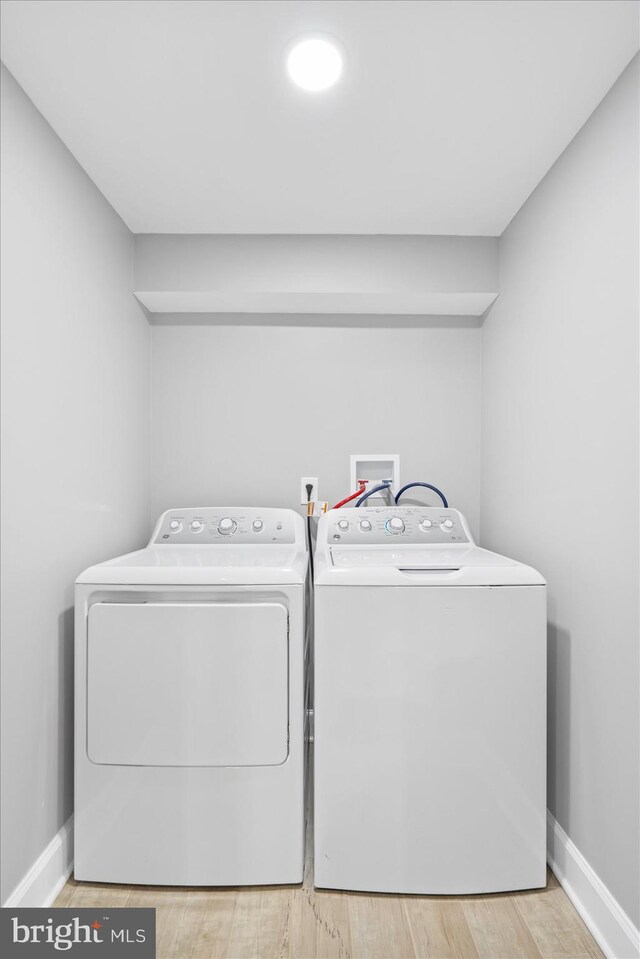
xmin=547 ymin=810 xmax=639 ymax=959
xmin=2 ymin=815 xmax=74 ymax=909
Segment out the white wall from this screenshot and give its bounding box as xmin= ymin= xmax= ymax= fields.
xmin=134 ymin=235 xmax=498 ymax=294
xmin=151 ymin=321 xmax=482 ymax=534
xmin=481 ymin=55 xmax=639 ymax=925
xmin=133 ymin=234 xmax=498 ymax=317
xmin=0 ymin=65 xmax=151 ymax=903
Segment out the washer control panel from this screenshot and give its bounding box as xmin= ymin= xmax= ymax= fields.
xmin=326 ymin=507 xmax=471 ymax=545
xmin=152 ymin=507 xmax=296 ymax=544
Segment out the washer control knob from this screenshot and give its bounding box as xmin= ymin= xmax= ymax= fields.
xmin=252 ymin=519 xmax=264 ymax=532
xmin=359 ymin=519 xmax=372 ymax=532
xmin=337 ymin=519 xmax=350 ymax=531
xmin=419 ymin=519 xmax=433 ymax=531
xmin=190 ymin=520 xmax=204 ymax=532
xmin=218 ymin=518 xmax=237 ymax=535
xmin=169 ymin=520 xmax=182 ymax=531
xmin=386 ymin=516 xmax=405 ymax=534
xmin=441 ymin=519 xmax=454 ymax=530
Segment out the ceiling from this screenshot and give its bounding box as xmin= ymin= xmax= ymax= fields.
xmin=1 ymin=0 xmax=638 ymax=235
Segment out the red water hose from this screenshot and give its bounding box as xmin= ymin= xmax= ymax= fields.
xmin=332 ymin=482 xmax=367 ymax=510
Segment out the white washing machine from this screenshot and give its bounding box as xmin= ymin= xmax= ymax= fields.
xmin=314 ymin=505 xmax=546 ymax=895
xmin=75 ymin=507 xmax=308 ymax=886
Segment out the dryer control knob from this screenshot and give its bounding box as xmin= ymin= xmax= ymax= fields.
xmin=169 ymin=520 xmax=182 ymax=531
xmin=218 ymin=518 xmax=237 ymax=535
xmin=359 ymin=519 xmax=372 ymax=532
xmin=252 ymin=519 xmax=264 ymax=532
xmin=386 ymin=516 xmax=405 ymax=534
xmin=190 ymin=520 xmax=204 ymax=532
xmin=337 ymin=519 xmax=350 ymax=531
xmin=441 ymin=519 xmax=454 ymax=530
xmin=419 ymin=519 xmax=433 ymax=531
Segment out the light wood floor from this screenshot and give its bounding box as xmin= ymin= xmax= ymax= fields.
xmin=54 ymin=813 xmax=604 ymax=959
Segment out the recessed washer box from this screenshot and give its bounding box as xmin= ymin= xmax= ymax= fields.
xmin=350 ymin=454 xmax=399 ymax=500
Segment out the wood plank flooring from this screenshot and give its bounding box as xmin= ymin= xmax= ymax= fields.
xmin=54 ymin=816 xmax=604 ymax=959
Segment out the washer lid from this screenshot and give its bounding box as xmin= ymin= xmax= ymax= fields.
xmin=314 ymin=506 xmax=544 ymax=586
xmin=316 ymin=553 xmax=545 ymax=586
xmin=330 ymin=545 xmax=516 ymax=568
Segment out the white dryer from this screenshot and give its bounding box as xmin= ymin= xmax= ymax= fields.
xmin=314 ymin=505 xmax=546 ymax=895
xmin=75 ymin=507 xmax=308 ymax=886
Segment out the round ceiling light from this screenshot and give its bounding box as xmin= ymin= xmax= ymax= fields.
xmin=286 ymin=36 xmax=344 ymax=92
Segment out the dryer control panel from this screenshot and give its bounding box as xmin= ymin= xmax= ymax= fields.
xmin=152 ymin=507 xmax=297 ymax=544
xmin=325 ymin=507 xmax=472 ymax=545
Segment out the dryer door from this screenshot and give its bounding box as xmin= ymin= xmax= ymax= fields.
xmin=87 ymin=602 xmax=289 ymax=766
